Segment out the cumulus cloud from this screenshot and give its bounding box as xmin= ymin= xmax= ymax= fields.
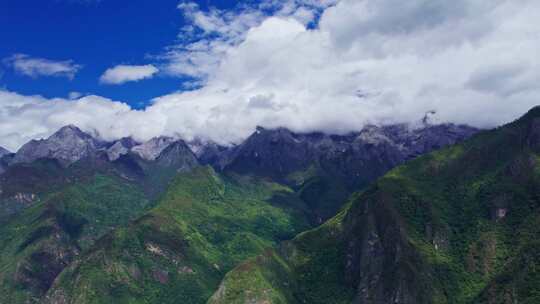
xmin=3 ymin=54 xmax=82 ymax=79
xmin=0 ymin=0 xmax=539 ymax=150
xmin=162 ymin=0 xmax=337 ymax=79
xmin=99 ymin=64 xmax=159 ymax=85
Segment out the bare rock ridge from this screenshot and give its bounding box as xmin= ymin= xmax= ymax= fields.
xmin=11 ymin=125 xmax=104 ymax=166
xmin=4 ymin=122 xmax=479 ymax=179
xmin=222 ymin=123 xmax=479 ymax=183
xmin=130 ymin=136 xmax=176 ymax=161
xmin=155 ymin=140 xmax=199 ymax=171
xmin=105 ymin=137 xmax=139 ymax=161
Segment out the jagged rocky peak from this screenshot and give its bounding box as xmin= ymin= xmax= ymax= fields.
xmin=106 ymin=137 xmax=139 ymax=161
xmin=356 ymin=125 xmax=393 ymax=146
xmin=155 ymin=140 xmax=199 ymax=171
xmin=186 ymin=138 xmax=222 ymax=158
xmin=224 ymin=123 xmax=480 ymax=181
xmin=253 ymin=126 xmax=300 ymax=143
xmin=187 ymin=138 xmax=232 ymax=167
xmin=11 ymin=125 xmax=102 ymax=166
xmin=131 ymin=136 xmax=176 ymax=161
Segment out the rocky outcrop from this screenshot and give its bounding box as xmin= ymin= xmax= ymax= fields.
xmin=155 ymin=140 xmax=199 ymax=171
xmin=105 ymin=137 xmax=138 ymax=161
xmin=223 ymin=123 xmax=478 ymax=186
xmin=131 ymin=136 xmax=176 ymax=161
xmin=11 ymin=125 xmax=104 ymax=167
xmin=344 ymin=192 xmax=431 ymax=304
xmin=187 ymin=138 xmax=232 ymax=168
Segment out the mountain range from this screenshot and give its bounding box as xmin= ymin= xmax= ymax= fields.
xmin=1 ymin=109 xmax=538 ymax=303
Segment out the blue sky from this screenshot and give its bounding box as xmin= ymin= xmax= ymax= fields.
xmin=0 ymin=0 xmax=538 ymax=151
xmin=0 ymin=0 xmax=238 ymax=108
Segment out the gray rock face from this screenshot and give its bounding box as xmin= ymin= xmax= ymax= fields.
xmin=344 ymin=192 xmax=429 ymax=304
xmin=222 ymin=123 xmax=479 ymax=185
xmin=11 ymin=125 xmax=103 ymax=166
xmin=131 ymin=137 xmax=176 ymax=161
xmin=106 ymin=138 xmax=139 ymax=161
xmin=187 ymin=139 xmax=232 ymax=168
xmin=155 ymin=140 xmax=199 ymax=172
xmin=0 ymin=146 xmax=10 ymax=158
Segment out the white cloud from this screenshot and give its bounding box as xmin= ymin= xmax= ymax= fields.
xmin=162 ymin=0 xmax=336 ymax=80
xmin=4 ymin=54 xmax=82 ymax=79
xmin=1 ymin=0 xmax=539 ymax=150
xmin=99 ymin=64 xmax=159 ymax=85
xmin=68 ymin=91 xmax=83 ymax=100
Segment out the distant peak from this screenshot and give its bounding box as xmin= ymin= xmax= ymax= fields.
xmin=0 ymin=146 xmax=10 ymax=157
xmin=51 ymin=124 xmax=89 ymax=138
xmin=421 ymin=110 xmax=437 ymax=125
xmin=59 ymin=124 xmax=82 ymax=132
xmin=131 ymin=136 xmax=177 ymax=161
xmin=520 ymin=105 xmax=540 ymax=122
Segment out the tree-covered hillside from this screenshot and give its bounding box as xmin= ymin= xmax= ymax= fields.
xmin=210 ymin=107 xmax=540 ymax=304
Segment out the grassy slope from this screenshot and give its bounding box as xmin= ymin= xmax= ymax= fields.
xmin=0 ymin=173 xmax=150 ymax=303
xmin=210 ymin=107 xmax=540 ymax=304
xmin=46 ymin=166 xmax=312 ymax=304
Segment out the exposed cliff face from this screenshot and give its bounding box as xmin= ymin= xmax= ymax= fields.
xmin=131 ymin=136 xmax=176 ymax=161
xmin=105 ymin=137 xmax=139 ymax=161
xmin=155 ymin=140 xmax=199 ymax=171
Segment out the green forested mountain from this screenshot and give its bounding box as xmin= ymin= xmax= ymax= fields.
xmin=209 ymin=107 xmax=540 ymax=304
xmin=2 ymin=111 xmax=533 ymax=304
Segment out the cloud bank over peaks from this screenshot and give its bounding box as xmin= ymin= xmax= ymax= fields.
xmin=1 ymin=0 xmax=539 ymax=151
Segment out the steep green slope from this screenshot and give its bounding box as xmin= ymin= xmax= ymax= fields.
xmin=45 ymin=166 xmax=311 ymax=304
xmin=0 ymin=173 xmax=150 ymax=303
xmin=210 ymin=107 xmax=540 ymax=304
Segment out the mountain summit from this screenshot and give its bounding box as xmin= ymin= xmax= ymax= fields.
xmin=11 ymin=125 xmax=103 ymax=166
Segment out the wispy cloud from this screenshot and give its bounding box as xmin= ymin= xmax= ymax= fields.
xmin=100 ymin=64 xmax=159 ymax=85
xmin=4 ymin=54 xmax=82 ymax=79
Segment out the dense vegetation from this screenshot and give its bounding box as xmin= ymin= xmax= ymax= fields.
xmin=44 ymin=167 xmax=311 ymax=303
xmin=0 ymin=173 xmax=151 ymax=303
xmin=209 ymin=107 xmax=540 ymax=303
xmin=0 ymin=108 xmax=538 ymax=303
